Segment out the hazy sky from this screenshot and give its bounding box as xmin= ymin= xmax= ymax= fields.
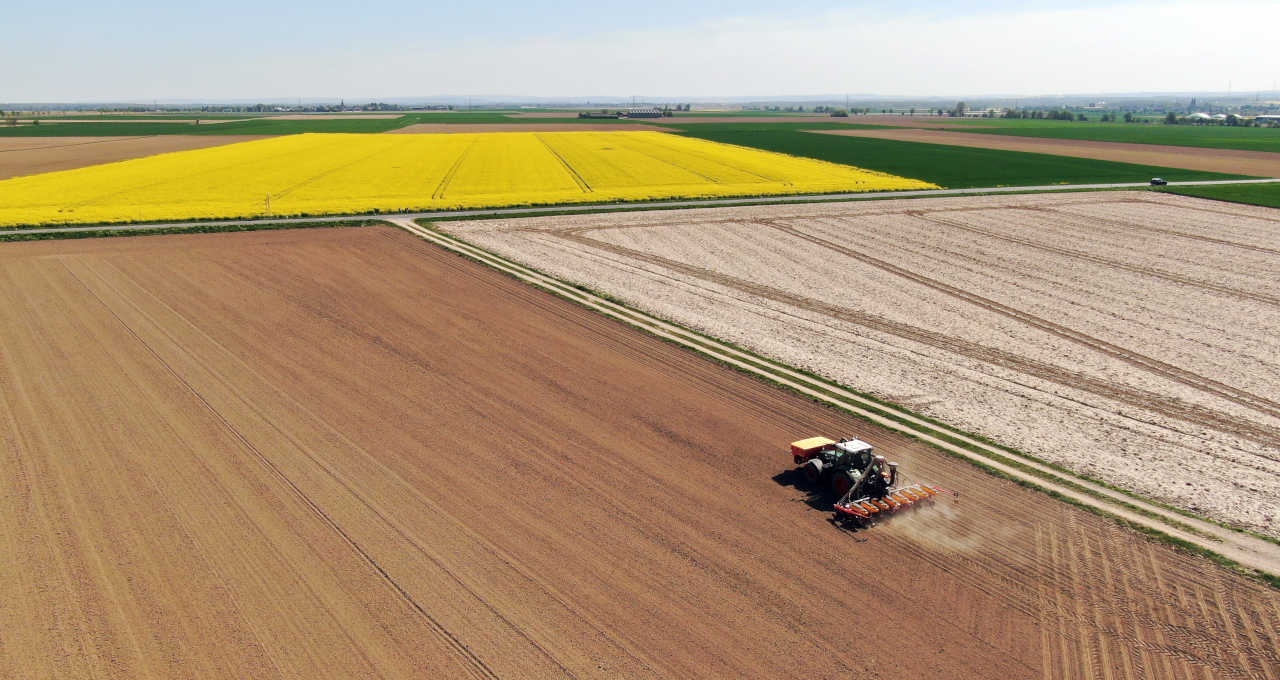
xmin=8 ymin=0 xmax=1279 ymax=101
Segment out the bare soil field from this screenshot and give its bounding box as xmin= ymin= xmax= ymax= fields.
xmin=388 ymin=122 xmax=674 ymax=133
xmin=446 ymin=191 xmax=1280 ymax=538
xmin=0 ymin=135 xmax=272 ymax=180
xmin=506 ymin=112 xmax=607 ymax=118
xmin=814 ymin=128 xmax=1280 ymax=176
xmin=853 ymin=115 xmax=1001 ymax=128
xmin=2 ymin=226 xmax=1275 ymax=678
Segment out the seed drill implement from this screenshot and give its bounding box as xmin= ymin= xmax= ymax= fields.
xmin=789 ymin=436 xmax=951 ymax=529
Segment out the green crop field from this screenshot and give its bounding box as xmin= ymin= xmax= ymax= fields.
xmin=666 ymin=123 xmax=1247 ymax=188
xmin=1163 ymin=182 xmax=1280 ymax=209
xmin=896 ymin=119 xmax=1280 ymax=153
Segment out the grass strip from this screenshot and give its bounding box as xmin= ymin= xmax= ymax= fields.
xmin=0 ymin=183 xmax=1158 ymax=232
xmin=1160 ymin=182 xmax=1280 ymax=209
xmin=0 ymin=219 xmax=385 ymax=242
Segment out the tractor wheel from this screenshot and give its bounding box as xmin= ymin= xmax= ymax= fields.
xmin=832 ymin=474 xmax=851 ymax=497
xmin=802 ymin=459 xmax=825 ymax=485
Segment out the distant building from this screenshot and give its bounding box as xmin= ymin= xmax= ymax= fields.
xmin=623 ymin=107 xmax=664 ymax=118
xmin=578 ymin=111 xmax=620 ymax=119
xmin=962 ymin=108 xmax=1006 ymax=118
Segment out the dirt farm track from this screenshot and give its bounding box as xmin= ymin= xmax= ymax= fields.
xmin=1 ymin=227 xmax=1277 ymax=679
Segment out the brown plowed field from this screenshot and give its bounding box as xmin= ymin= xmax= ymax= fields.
xmin=852 ymin=115 xmax=1002 ymax=128
xmin=813 ymin=127 xmax=1280 ymax=176
xmin=1 ymin=227 xmax=1276 ymax=679
xmin=0 ymin=135 xmax=272 ymax=180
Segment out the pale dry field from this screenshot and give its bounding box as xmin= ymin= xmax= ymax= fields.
xmin=445 ymin=191 xmax=1280 ymax=537
xmin=0 ymin=135 xmax=272 ymax=180
xmin=2 ymin=227 xmax=1275 ymax=679
xmin=814 ymin=127 xmax=1280 ymax=177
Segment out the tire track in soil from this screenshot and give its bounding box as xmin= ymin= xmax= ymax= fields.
xmin=184 ymin=248 xmax=700 ymax=677
xmin=792 ymin=213 xmax=1277 ymax=420
xmin=525 ymin=231 xmax=1243 ymax=471
xmin=885 ymin=486 xmax=1267 ymax=678
xmin=61 ymin=259 xmax=504 ymax=680
xmin=757 ymin=218 xmax=1280 ymax=431
xmin=102 ymin=237 xmax=699 ymax=678
xmin=70 ymin=254 xmax=609 ymax=680
xmin=551 ymin=228 xmax=1280 ymax=451
xmin=432 ymin=137 xmax=479 ymax=200
xmin=534 ymin=134 xmax=593 ymax=193
xmin=0 ymin=261 xmax=296 ymax=679
xmin=1042 ymin=204 xmax=1280 ymax=257
xmin=909 ymin=210 xmax=1280 ymax=308
xmin=61 ymin=256 xmax=518 ymax=678
xmin=1145 ymin=198 xmax=1280 ymax=225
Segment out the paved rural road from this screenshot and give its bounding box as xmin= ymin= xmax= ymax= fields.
xmin=389 ymin=216 xmax=1280 ymax=579
xmin=2 ymin=177 xmax=1277 ymax=236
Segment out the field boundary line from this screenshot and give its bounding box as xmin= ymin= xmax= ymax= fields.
xmin=388 ymin=216 xmax=1280 ymax=585
xmin=5 ymin=178 xmax=1279 ymax=236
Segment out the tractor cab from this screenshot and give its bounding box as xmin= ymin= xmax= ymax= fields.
xmin=832 ymin=439 xmax=874 ymax=469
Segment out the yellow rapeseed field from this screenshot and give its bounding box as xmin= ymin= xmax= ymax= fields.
xmin=0 ymin=132 xmax=937 ymax=226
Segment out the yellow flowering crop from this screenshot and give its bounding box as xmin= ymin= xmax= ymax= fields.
xmin=0 ymin=132 xmax=937 ymax=226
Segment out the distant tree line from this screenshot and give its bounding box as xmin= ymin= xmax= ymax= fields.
xmin=1001 ymin=108 xmax=1078 ymax=120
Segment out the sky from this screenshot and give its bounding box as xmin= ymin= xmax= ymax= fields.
xmin=7 ymin=0 xmax=1279 ymax=101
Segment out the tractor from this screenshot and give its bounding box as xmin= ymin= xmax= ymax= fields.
xmin=789 ymin=436 xmax=949 ymax=528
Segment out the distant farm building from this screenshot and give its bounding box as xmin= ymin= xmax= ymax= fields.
xmin=578 ymin=111 xmax=621 ymax=119
xmin=962 ymin=108 xmax=1006 ymax=118
xmin=623 ymin=108 xmax=664 ymax=118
